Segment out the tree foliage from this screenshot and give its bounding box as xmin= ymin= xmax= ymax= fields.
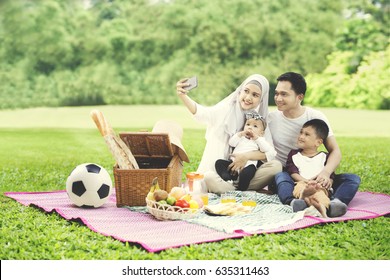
xmin=306 ymin=45 xmax=389 ymax=109
xmin=306 ymin=0 xmax=389 ymax=109
xmin=0 ymin=0 xmax=387 ymax=109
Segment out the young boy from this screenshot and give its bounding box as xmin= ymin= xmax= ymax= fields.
xmin=215 ymin=111 xmax=277 ymax=191
xmin=286 ymin=119 xmax=333 ymax=217
xmin=269 ymin=72 xmax=360 ymax=217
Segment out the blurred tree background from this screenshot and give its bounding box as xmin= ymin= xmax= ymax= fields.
xmin=0 ymin=0 xmax=388 ymax=109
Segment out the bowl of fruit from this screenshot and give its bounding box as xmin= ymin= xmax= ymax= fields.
xmin=145 ymin=178 xmax=203 ymax=220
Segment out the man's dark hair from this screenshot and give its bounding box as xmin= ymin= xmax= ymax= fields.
xmin=303 ymin=119 xmax=329 ymax=141
xmin=277 ymin=72 xmax=307 ymax=95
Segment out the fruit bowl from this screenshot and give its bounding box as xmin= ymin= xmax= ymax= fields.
xmin=145 ymin=199 xmax=201 ymax=220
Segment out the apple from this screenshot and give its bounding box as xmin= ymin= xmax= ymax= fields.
xmin=166 ymin=196 xmax=177 ymax=206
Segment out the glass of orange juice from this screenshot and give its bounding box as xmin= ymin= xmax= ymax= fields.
xmin=241 ymin=191 xmax=257 ymax=207
xmin=221 ymin=191 xmax=236 ymax=203
xmin=200 ymin=193 xmax=209 ymax=206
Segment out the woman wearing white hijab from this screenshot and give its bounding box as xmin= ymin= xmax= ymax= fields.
xmin=176 ymin=74 xmax=282 ymax=194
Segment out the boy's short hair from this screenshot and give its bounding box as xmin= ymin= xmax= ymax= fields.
xmin=303 ymin=119 xmax=329 ymax=141
xmin=277 ymin=72 xmax=307 ymax=95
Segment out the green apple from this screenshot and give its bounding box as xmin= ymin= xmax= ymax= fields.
xmin=166 ymin=196 xmax=177 ymax=206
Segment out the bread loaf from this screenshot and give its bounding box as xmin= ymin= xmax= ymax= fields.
xmin=90 ymin=110 xmax=139 ymax=169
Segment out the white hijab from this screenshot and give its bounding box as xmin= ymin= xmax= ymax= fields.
xmin=220 ymin=74 xmax=270 ymax=137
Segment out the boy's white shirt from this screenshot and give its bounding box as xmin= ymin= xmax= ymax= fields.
xmin=292 ymin=151 xmax=327 ymax=179
xmin=194 ymin=102 xmax=274 ymax=173
xmin=268 ymin=107 xmax=334 ymax=167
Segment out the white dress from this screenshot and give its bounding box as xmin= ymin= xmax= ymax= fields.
xmin=228 ymin=134 xmax=277 ymax=167
xmin=194 ymin=104 xmax=274 ymax=173
xmin=192 ymin=74 xmax=272 ymax=173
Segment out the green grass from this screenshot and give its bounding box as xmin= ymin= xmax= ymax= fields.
xmin=1 ymin=106 xmax=389 ymax=260
xmin=1 ymin=105 xmax=390 ymax=137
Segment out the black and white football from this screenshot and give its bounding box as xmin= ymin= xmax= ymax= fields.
xmin=66 ymin=163 xmax=112 ymax=208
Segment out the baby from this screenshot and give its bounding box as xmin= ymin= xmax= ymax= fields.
xmin=215 ymin=111 xmax=276 ymax=191
xmin=287 ymin=119 xmax=333 ymax=217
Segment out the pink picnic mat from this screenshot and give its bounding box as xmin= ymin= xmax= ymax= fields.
xmin=4 ymin=190 xmax=390 ymax=252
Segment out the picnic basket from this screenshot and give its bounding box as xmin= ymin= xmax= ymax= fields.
xmin=113 ymin=132 xmax=184 ymax=207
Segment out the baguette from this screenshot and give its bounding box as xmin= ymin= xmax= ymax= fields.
xmin=91 ymin=110 xmax=106 ymax=136
xmin=90 ymin=110 xmax=139 ymax=169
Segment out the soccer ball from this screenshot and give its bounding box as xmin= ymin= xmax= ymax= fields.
xmin=66 ymin=163 xmax=112 ymax=208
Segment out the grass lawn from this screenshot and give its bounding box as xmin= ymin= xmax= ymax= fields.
xmin=0 ymin=106 xmax=389 ymax=260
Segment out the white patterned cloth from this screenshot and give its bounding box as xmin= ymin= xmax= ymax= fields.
xmin=187 ymin=191 xmax=305 ymax=234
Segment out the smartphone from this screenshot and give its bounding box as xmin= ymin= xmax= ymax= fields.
xmin=184 ymin=76 xmax=198 ymax=91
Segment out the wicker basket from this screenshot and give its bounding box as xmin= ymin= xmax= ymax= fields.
xmin=113 ymin=132 xmax=184 ymax=207
xmin=146 ymin=199 xmax=200 ymax=220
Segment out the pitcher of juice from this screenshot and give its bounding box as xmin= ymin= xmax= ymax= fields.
xmin=185 ymin=172 xmax=208 ymax=206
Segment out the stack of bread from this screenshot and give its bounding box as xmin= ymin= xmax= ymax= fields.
xmin=90 ymin=110 xmax=138 ymax=169
xmin=204 ymin=203 xmax=252 ymax=216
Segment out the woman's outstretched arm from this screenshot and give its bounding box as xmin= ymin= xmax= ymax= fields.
xmin=176 ymin=78 xmax=197 ymax=114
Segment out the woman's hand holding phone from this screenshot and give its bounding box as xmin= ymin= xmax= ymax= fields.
xmin=183 ymin=76 xmax=198 ymax=91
